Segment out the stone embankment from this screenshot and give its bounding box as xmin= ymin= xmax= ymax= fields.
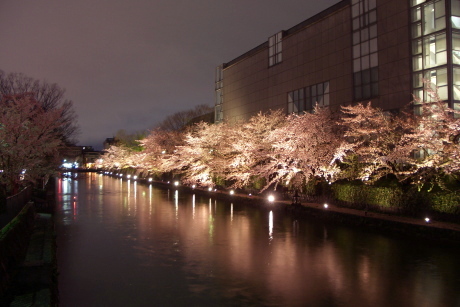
xmin=0 ymin=184 xmax=57 ymax=306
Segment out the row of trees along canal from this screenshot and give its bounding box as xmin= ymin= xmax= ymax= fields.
xmin=102 ymin=83 xmax=460 ymax=221
xmin=0 ymin=71 xmax=79 ymax=205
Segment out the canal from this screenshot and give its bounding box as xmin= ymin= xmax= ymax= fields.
xmin=56 ymin=173 xmax=460 ymax=307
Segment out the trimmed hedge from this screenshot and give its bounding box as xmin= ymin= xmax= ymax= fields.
xmin=429 ymin=192 xmax=460 ymax=214
xmin=330 ymin=181 xmax=460 ymax=219
xmin=331 ymin=182 xmax=404 ymax=212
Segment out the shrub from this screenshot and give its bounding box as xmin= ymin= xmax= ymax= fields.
xmin=332 ymin=181 xmax=403 ymax=212
xmin=429 ymin=192 xmax=460 ymax=214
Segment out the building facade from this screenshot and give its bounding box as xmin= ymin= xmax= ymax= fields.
xmin=215 ymin=0 xmax=460 ymax=122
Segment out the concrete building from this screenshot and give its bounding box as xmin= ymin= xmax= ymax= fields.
xmin=215 ymin=0 xmax=460 ymax=122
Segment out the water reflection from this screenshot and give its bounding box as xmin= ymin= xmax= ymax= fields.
xmin=268 ymin=210 xmax=273 ymax=241
xmin=56 ymin=174 xmax=460 ymax=307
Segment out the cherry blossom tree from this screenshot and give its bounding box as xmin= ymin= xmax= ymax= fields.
xmin=0 ymin=93 xmax=64 ymax=194
xmin=392 ymin=86 xmax=460 ymax=190
xmin=137 ymin=128 xmax=185 ymax=173
xmin=333 ymin=102 xmax=414 ymax=184
xmin=246 ymin=107 xmax=342 ymax=191
xmin=100 ymin=145 xmax=143 ymax=170
xmin=220 ymin=110 xmax=287 ymax=190
xmin=161 ymin=121 xmax=230 ymax=187
xmin=0 ymin=71 xmax=79 ymax=144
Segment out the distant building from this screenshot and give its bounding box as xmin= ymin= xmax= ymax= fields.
xmin=215 ymin=0 xmax=459 ymax=122
xmin=59 ymin=145 xmax=101 ymax=169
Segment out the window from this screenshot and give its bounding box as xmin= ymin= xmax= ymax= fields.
xmin=215 ymin=65 xmax=224 ymax=123
xmin=351 ymin=0 xmax=379 ymax=100
xmin=311 ymin=82 xmax=330 ymax=107
xmin=287 ymin=82 xmax=330 ymax=114
xmin=413 ymin=33 xmax=447 ymax=71
xmin=453 ymin=33 xmax=460 ymax=64
xmin=453 ymin=0 xmax=460 ymax=29
xmin=354 ymin=67 xmax=378 ymax=100
xmin=413 ymin=67 xmax=448 ymax=102
xmin=287 ymin=89 xmax=304 ymax=114
xmin=454 ymin=68 xmax=460 ymax=100
xmin=411 ymin=0 xmax=446 ymax=35
xmin=269 ymin=32 xmax=283 ymax=66
xmin=411 ymin=0 xmax=452 ymax=106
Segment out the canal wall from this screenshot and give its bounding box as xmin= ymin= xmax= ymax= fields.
xmin=0 ymin=180 xmax=57 ymax=306
xmin=0 ymin=202 xmax=36 ymax=297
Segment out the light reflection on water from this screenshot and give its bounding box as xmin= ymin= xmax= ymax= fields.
xmin=56 ymin=173 xmax=460 ymax=307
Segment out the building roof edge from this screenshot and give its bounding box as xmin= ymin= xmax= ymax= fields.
xmin=222 ymin=0 xmax=350 ymax=69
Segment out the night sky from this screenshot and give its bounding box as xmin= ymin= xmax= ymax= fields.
xmin=1 ymin=0 xmax=339 ymax=149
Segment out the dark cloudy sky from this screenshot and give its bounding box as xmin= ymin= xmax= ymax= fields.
xmin=0 ymin=0 xmax=339 ymax=149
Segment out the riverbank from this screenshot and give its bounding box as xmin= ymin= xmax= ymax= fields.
xmin=0 ymin=183 xmax=57 ymax=306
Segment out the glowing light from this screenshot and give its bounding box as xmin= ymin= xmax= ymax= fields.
xmin=191 ymin=184 xmax=196 ymax=189
xmin=62 ymin=162 xmax=72 ymax=169
xmin=229 ymin=190 xmax=234 ymax=195
xmin=133 ymin=175 xmax=138 ymax=180
xmin=174 ymin=181 xmax=179 ymax=186
xmin=127 ymin=175 xmax=131 ymax=179
xmin=425 ymin=217 xmax=430 ymax=223
xmin=268 ymin=195 xmax=275 ymax=202
xmin=148 ymin=178 xmax=153 ymax=182
xmin=324 ymin=203 xmax=329 ymax=209
xmin=208 ymin=187 xmax=213 ymax=191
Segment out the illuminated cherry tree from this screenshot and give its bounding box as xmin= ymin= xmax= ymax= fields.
xmin=0 ymin=93 xmax=64 ymax=193
xmin=137 ymin=128 xmax=185 ymax=173
xmin=160 ymin=121 xmax=232 ymax=186
xmin=220 ymin=110 xmax=287 ymax=190
xmin=391 ymin=87 xmax=460 ymax=190
xmin=245 ymin=107 xmax=342 ymax=191
xmin=100 ymin=145 xmax=142 ymax=170
xmin=334 ymin=102 xmax=414 ymax=183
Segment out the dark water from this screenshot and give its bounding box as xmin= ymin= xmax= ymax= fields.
xmin=56 ymin=173 xmax=460 ymax=307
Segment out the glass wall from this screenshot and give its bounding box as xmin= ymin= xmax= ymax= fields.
xmin=411 ymin=0 xmax=460 ymax=112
